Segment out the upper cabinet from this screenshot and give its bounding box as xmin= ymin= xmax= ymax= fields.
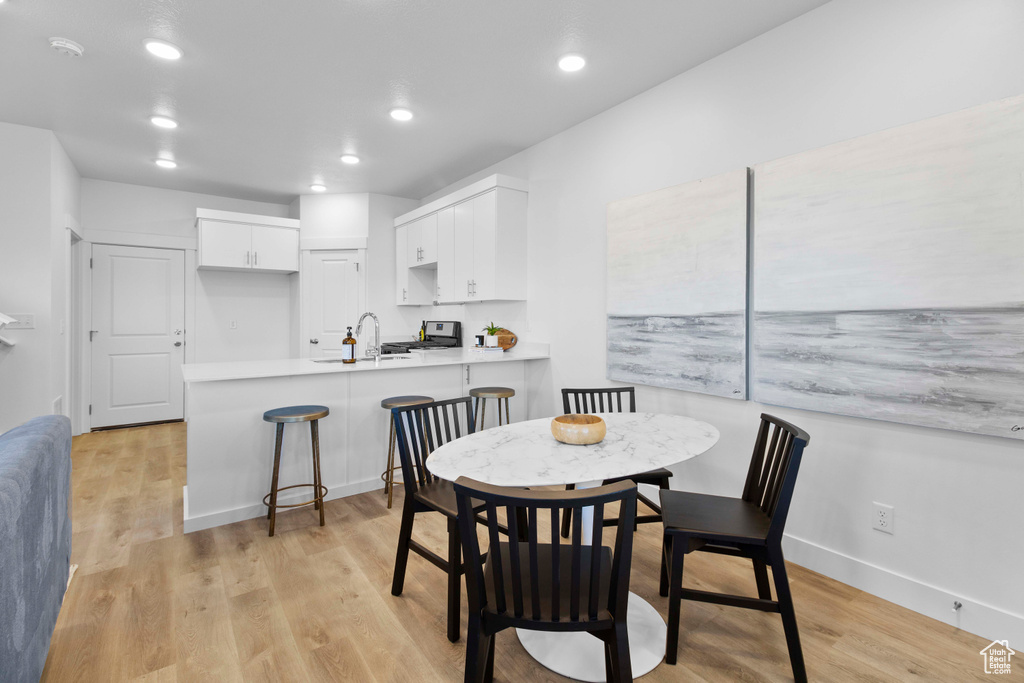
xmin=394 ymin=175 xmax=527 ymax=306
xmin=196 ymin=209 xmax=300 ymax=273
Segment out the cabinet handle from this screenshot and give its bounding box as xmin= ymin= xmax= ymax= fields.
xmin=403 ymin=288 xmax=407 ymax=301
xmin=467 ymin=280 xmax=472 ymax=296
xmin=254 ymin=251 xmax=258 ymax=266
xmin=246 ymin=251 xmax=250 ymax=265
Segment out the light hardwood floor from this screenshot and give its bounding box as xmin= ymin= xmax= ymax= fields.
xmin=41 ymin=422 xmax=994 ymax=682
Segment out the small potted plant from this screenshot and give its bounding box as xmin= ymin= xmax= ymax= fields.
xmin=483 ymin=322 xmax=501 ymax=348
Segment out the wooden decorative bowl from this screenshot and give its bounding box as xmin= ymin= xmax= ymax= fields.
xmin=551 ymin=414 xmax=606 ymax=445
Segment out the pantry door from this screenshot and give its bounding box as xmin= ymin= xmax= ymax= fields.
xmin=307 ymin=250 xmax=365 ymax=358
xmin=90 ymin=244 xmax=185 ymax=428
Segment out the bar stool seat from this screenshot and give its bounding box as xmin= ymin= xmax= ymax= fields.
xmin=263 ymin=404 xmax=329 ymax=536
xmin=381 ymin=395 xmax=433 ymax=509
xmin=469 ymin=386 xmax=515 ymax=430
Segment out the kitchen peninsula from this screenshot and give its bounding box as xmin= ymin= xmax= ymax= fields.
xmin=180 ymin=344 xmax=549 ymax=532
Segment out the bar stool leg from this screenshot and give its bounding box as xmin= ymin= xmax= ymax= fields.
xmin=311 ymin=419 xmax=325 ymax=527
xmin=385 ymin=414 xmax=397 ymax=509
xmin=268 ymin=423 xmax=284 ymax=536
xmin=505 ymin=396 xmax=510 ymax=426
xmin=479 ymin=397 xmax=487 ymax=431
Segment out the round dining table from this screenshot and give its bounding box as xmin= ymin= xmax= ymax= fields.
xmin=426 ymin=411 xmax=719 ymax=682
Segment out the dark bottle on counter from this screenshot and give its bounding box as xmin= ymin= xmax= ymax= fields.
xmin=419 ymin=320 xmax=426 ymax=341
xmin=342 ymin=326 xmax=357 ymax=363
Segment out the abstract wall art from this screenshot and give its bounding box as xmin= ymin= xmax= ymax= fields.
xmin=752 ymin=95 xmax=1024 ymax=439
xmin=606 ymin=169 xmax=749 ymax=399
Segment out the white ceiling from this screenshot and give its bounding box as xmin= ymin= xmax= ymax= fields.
xmin=0 ymin=1 xmax=828 ymax=204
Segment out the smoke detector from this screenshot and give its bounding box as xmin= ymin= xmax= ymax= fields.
xmin=49 ymin=38 xmax=84 ymax=57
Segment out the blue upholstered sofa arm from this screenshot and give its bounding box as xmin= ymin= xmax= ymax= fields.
xmin=0 ymin=416 xmax=72 ymax=683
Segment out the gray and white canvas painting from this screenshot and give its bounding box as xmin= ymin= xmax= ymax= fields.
xmin=607 ymin=169 xmax=748 ymax=399
xmin=752 ymin=94 xmax=1024 ymax=440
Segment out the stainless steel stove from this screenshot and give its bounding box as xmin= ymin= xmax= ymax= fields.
xmin=380 ymin=321 xmax=462 ymax=354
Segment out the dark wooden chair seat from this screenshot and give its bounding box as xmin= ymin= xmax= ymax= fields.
xmin=560 ymin=387 xmax=672 ymax=537
xmin=660 ymin=413 xmax=810 ymax=683
xmin=413 ymin=478 xmax=484 ymax=518
xmin=455 ymin=477 xmax=638 ymax=683
xmin=484 ymin=543 xmax=613 ymax=626
xmin=660 ymin=490 xmax=772 ymax=544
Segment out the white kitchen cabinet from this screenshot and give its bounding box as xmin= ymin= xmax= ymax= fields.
xmin=197 ymin=214 xmax=299 ymax=273
xmin=436 ymin=206 xmax=456 ymax=303
xmin=396 ymin=224 xmax=433 ymax=306
xmin=395 ymin=174 xmax=528 ymax=305
xmin=406 ymin=213 xmax=438 ymax=267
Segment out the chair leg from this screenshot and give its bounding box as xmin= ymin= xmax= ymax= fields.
xmin=385 ymin=414 xmax=397 ymax=509
xmin=447 ymin=516 xmax=462 ymax=642
xmin=515 ymin=507 xmax=530 ymax=542
xmin=608 ymin=620 xmax=631 ymax=683
xmin=484 ymin=632 xmax=495 ymax=683
xmin=604 ymin=641 xmax=613 ymax=682
xmin=464 ymin=615 xmax=489 ymax=683
xmin=665 ymin=538 xmax=685 ymax=665
xmin=311 ymin=420 xmax=325 ymax=526
xmin=560 ymin=483 xmax=576 ymax=538
xmin=267 ymin=423 xmax=284 ymax=536
xmin=392 ymin=498 xmax=416 ymax=596
xmin=659 ymin=533 xmax=671 ymax=597
xmin=753 ymin=557 xmax=772 ymax=600
xmin=769 ymin=549 xmax=807 ymax=683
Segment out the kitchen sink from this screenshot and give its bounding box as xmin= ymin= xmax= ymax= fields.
xmin=312 ymin=355 xmax=412 ymax=364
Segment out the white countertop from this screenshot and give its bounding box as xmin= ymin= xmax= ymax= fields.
xmin=181 ymin=343 xmax=550 ymax=383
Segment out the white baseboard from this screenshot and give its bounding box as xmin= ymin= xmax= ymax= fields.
xmin=182 ymin=477 xmax=383 ymax=533
xmin=783 ymin=533 xmax=1023 ymax=650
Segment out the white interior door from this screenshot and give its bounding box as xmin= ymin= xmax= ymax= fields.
xmin=308 ymin=250 xmax=365 ymax=358
xmin=91 ymin=244 xmax=185 ymax=428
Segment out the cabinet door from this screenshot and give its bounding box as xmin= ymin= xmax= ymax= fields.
xmin=395 ymin=225 xmax=411 ymax=305
xmin=452 ymin=199 xmax=475 ymax=301
xmin=405 ymin=218 xmax=422 ymax=266
xmin=472 ymin=190 xmax=497 ymax=300
xmin=198 ymin=220 xmax=252 ymax=269
xmin=419 ymin=213 xmax=438 ymax=265
xmin=436 ymin=207 xmax=456 ymax=303
xmin=250 ymin=225 xmax=299 ymax=272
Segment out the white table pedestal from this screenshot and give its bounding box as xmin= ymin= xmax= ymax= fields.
xmin=515 ymin=479 xmax=666 ymax=681
xmin=516 ymin=592 xmax=667 ymax=681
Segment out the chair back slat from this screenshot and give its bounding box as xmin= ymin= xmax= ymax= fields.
xmin=391 ymin=397 xmax=475 ymax=497
xmin=740 ymin=414 xmax=811 ymax=540
xmin=561 ymin=387 xmax=636 ymax=415
xmin=454 ymin=479 xmax=637 ymax=629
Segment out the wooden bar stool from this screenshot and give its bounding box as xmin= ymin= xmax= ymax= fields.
xmin=381 ymin=395 xmax=433 ymax=509
xmin=469 ymin=386 xmax=515 ymax=430
xmin=263 ymin=405 xmax=329 ymax=537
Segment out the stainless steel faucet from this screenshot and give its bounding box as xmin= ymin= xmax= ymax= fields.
xmin=355 ymin=311 xmax=381 ymax=360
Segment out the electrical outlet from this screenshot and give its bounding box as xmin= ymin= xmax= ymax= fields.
xmin=4 ymin=314 xmax=35 ymax=329
xmin=873 ymin=502 xmax=894 ymax=534
xmin=229 ymin=321 xmax=238 ymax=329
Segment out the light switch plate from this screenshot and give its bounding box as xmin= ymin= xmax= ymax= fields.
xmin=4 ymin=314 xmax=35 ymax=329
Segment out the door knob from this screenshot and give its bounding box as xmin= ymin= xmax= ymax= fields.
xmin=310 ymin=338 xmax=319 ymax=344
xmin=174 ymin=341 xmax=182 ymax=347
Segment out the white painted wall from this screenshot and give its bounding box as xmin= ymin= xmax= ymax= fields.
xmin=49 ymin=137 xmax=81 ymax=419
xmin=0 ymin=123 xmax=59 ymax=434
xmin=80 ymin=179 xmax=294 ymax=364
xmin=414 ymin=0 xmax=1024 ymax=646
xmin=299 ymin=193 xmax=370 ymax=239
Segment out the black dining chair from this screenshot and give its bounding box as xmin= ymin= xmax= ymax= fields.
xmin=454 ymin=477 xmax=638 ymax=683
xmin=559 ymin=386 xmax=672 ymax=537
xmin=390 ymin=396 xmax=481 ymax=642
xmin=659 ymin=413 xmax=810 ymax=682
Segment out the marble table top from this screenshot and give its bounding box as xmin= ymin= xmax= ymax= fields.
xmin=426 ymin=412 xmax=720 ymax=487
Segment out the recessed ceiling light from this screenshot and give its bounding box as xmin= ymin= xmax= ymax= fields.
xmin=50 ymin=37 xmax=84 ymax=58
xmin=145 ymin=40 xmax=182 ymax=60
xmin=310 ymin=184 xmax=326 ymax=192
xmin=558 ymin=54 xmax=586 ymax=72
xmin=155 ymin=159 xmax=177 ymax=169
xmin=150 ymin=115 xmax=178 ymax=129
xmin=390 ymin=108 xmax=413 ymax=122
xmin=340 ymin=154 xmax=360 ymax=165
